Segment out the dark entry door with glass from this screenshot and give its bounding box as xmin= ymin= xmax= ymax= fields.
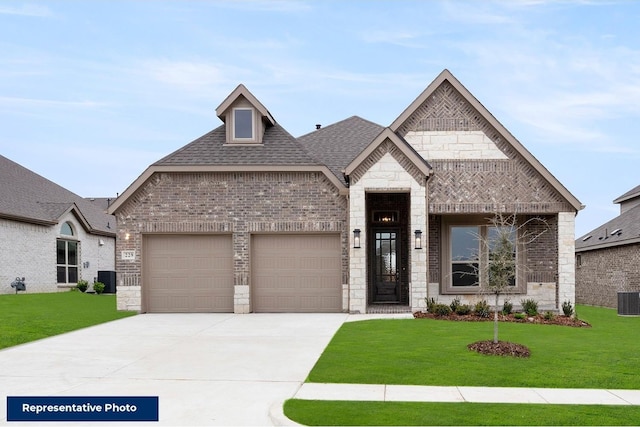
xmin=371 ymin=229 xmax=400 ymax=303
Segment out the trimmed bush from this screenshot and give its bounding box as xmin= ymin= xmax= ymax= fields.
xmin=432 ymin=304 xmax=452 ymax=316
xmin=521 ymin=298 xmax=539 ymax=316
xmin=76 ymin=280 xmax=88 ymax=293
xmin=544 ymin=311 xmax=555 ymax=321
xmin=455 ymin=304 xmax=472 ymax=315
xmin=562 ymin=300 xmax=574 ymax=317
xmin=93 ymin=282 xmax=105 ymax=295
xmin=474 ymin=300 xmax=491 ymax=318
xmin=514 ymin=312 xmax=526 ymax=320
xmin=502 ymin=299 xmax=513 ymax=315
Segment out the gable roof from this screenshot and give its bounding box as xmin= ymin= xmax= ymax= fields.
xmin=343 ymin=128 xmax=432 ymax=180
xmin=613 ymin=184 xmax=640 ymax=204
xmin=0 ymin=155 xmax=115 ymax=235
xmin=298 ymin=116 xmax=385 ymax=184
xmin=215 ymin=84 xmax=275 ymax=126
xmin=390 ymin=69 xmax=583 ymax=212
xmin=108 ymin=117 xmax=347 ymax=214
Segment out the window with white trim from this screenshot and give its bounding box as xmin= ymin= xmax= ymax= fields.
xmin=57 ymin=222 xmax=78 ymax=284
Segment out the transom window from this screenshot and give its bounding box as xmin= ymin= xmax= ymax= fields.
xmin=233 ymin=108 xmax=254 ymax=140
xmin=61 ymin=221 xmax=74 ymax=236
xmin=444 ymin=220 xmax=520 ymax=293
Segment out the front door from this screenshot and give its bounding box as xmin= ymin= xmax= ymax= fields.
xmin=371 ymin=229 xmax=400 ymax=303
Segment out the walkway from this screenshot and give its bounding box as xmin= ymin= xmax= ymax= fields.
xmin=293 ymin=383 xmax=640 ymax=405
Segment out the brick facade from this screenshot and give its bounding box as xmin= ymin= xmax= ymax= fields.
xmin=576 ymin=243 xmax=640 ymax=308
xmin=0 ymin=213 xmax=115 ymax=294
xmin=114 ymin=171 xmax=348 ymax=312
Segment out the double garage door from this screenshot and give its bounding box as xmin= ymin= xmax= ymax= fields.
xmin=143 ymin=234 xmax=341 ymax=313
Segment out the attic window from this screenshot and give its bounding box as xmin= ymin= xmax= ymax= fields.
xmin=61 ymin=222 xmax=74 ymax=236
xmin=233 ymin=108 xmax=254 ymax=140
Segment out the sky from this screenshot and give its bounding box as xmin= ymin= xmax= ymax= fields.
xmin=1 ymin=0 xmax=639 ymax=238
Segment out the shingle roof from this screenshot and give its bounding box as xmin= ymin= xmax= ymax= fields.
xmin=575 ymin=203 xmax=640 ymax=251
xmin=154 ymin=123 xmax=320 ymax=166
xmin=613 ymin=184 xmax=640 ymax=204
xmin=0 ymin=155 xmax=115 ymax=235
xmin=298 ymin=116 xmax=385 ymax=183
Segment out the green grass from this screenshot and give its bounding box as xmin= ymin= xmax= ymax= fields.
xmin=285 ymin=305 xmax=640 ymax=426
xmin=284 ymin=400 xmax=640 ymax=426
xmin=307 ymin=305 xmax=640 ymax=389
xmin=0 ymin=291 xmax=136 ymax=349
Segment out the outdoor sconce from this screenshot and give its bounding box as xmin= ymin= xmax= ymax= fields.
xmin=414 ymin=230 xmax=423 ymax=249
xmin=353 ymin=229 xmax=361 ymax=249
xmin=125 ymin=233 xmax=130 ymax=241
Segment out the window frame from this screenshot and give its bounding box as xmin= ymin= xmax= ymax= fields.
xmin=232 ymin=107 xmax=255 ymax=141
xmin=57 ymin=239 xmax=79 ymax=284
xmin=441 ymin=216 xmax=524 ymax=294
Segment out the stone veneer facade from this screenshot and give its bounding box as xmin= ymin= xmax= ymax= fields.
xmin=114 ymin=171 xmax=348 ymax=312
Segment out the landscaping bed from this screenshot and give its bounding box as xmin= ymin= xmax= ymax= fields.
xmin=413 ymin=311 xmax=591 ymax=328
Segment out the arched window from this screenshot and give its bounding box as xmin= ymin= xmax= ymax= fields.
xmin=61 ymin=222 xmax=74 ymax=236
xmin=57 ymin=222 xmax=77 ymax=283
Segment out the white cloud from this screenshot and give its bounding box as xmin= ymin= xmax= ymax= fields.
xmin=0 ymin=3 xmax=51 ymax=17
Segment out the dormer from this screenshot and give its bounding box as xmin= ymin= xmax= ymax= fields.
xmin=215 ymin=84 xmax=276 ymax=145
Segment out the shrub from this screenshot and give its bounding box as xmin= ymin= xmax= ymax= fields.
xmin=562 ymin=300 xmax=574 ymax=317
xmin=456 ymin=304 xmax=472 ymax=315
xmin=76 ymin=280 xmax=88 ymax=293
xmin=521 ymin=298 xmax=539 ymax=316
xmin=544 ymin=311 xmax=555 ymax=321
xmin=450 ymin=297 xmax=461 ymax=313
xmin=432 ymin=304 xmax=452 ymax=316
xmin=514 ymin=312 xmax=526 ymax=320
xmin=502 ymin=299 xmax=513 ymax=315
xmin=425 ymin=297 xmax=437 ymax=313
xmin=474 ymin=300 xmax=491 ymax=318
xmin=93 ymin=282 xmax=105 ymax=295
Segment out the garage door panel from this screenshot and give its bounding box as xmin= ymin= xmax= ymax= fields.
xmin=252 ymin=234 xmax=342 ymax=313
xmin=144 ymin=234 xmax=233 ymax=313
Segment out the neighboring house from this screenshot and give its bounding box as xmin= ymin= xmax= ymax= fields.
xmin=108 ymin=69 xmax=582 ymax=314
xmin=0 ymin=155 xmax=116 ymax=293
xmin=575 ymin=185 xmax=640 ymax=308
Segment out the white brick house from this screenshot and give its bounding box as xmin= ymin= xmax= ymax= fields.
xmin=0 ymin=155 xmax=116 ymax=294
xmin=108 ymin=70 xmax=582 ymax=314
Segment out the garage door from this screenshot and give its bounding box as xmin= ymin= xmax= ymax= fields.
xmin=252 ymin=234 xmax=342 ymax=312
xmin=143 ymin=234 xmax=233 ymax=313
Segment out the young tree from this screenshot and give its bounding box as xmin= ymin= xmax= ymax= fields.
xmin=481 ymin=213 xmax=548 ymax=343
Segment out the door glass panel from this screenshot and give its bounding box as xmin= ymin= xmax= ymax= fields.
xmin=372 ymin=231 xmax=399 ymax=303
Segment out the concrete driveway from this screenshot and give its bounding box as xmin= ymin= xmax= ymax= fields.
xmin=0 ymin=313 xmax=349 ymax=426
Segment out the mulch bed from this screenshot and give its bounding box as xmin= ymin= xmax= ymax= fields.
xmin=414 ymin=310 xmax=590 ymax=357
xmin=413 ymin=311 xmax=591 ymax=328
xmin=468 ymin=340 xmax=531 ymax=357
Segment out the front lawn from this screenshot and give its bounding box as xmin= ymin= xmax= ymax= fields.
xmin=0 ymin=291 xmax=136 ymax=349
xmin=285 ymin=305 xmax=640 ymax=426
xmin=284 ymin=401 xmax=640 ymax=426
xmin=307 ymin=305 xmax=640 ymax=389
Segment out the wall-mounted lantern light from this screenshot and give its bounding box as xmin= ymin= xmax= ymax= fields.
xmin=125 ymin=233 xmax=130 ymax=241
xmin=353 ymin=229 xmax=361 ymax=249
xmin=414 ymin=230 xmax=423 ymax=249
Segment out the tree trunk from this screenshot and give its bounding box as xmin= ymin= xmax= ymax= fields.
xmin=494 ymin=293 xmax=499 ymax=343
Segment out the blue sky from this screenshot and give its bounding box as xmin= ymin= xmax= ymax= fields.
xmin=1 ymin=1 xmax=639 ymax=237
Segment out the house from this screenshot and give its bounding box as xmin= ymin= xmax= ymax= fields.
xmin=0 ymin=155 xmax=116 ymax=293
xmin=107 ymin=69 xmax=582 ymax=314
xmin=575 ymin=185 xmax=640 ymax=308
